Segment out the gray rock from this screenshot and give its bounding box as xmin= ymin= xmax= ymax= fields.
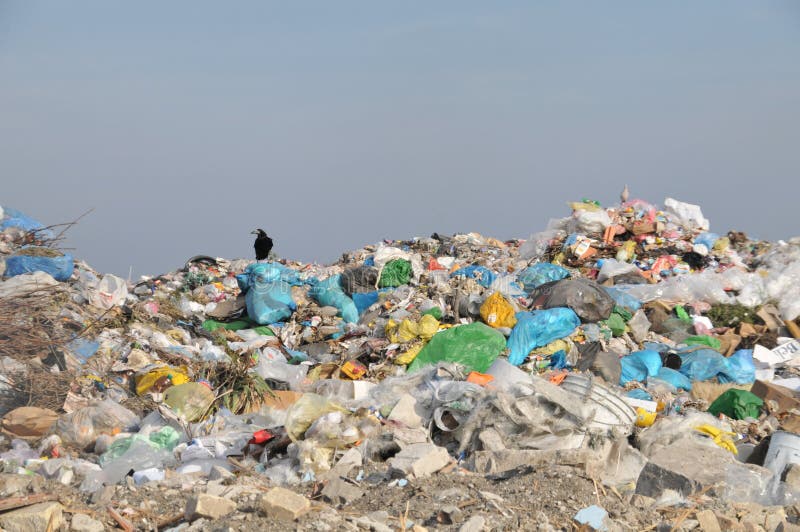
xmin=459 ymin=515 xmax=486 ymax=532
xmin=321 ymin=477 xmax=364 ymax=506
xmin=259 ymin=487 xmax=311 ymax=521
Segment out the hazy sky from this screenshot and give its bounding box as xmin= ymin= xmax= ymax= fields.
xmin=2 ymin=1 xmax=799 ymax=278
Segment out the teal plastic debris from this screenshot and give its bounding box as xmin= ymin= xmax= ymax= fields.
xmin=507 ymin=308 xmax=580 ymax=366
xmin=309 ymin=275 xmax=358 ymax=324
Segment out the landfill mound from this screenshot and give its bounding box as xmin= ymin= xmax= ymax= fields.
xmin=1 ymin=198 xmax=800 ymax=531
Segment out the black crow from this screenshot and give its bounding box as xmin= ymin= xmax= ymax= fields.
xmin=251 ymin=229 xmax=273 ymax=260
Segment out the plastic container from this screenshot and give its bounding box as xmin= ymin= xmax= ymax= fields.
xmin=560 ymin=374 xmax=637 ymax=435
xmin=763 ymin=431 xmax=800 ymax=476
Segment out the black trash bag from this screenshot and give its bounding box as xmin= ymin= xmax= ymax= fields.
xmin=529 ymin=278 xmax=614 ymax=323
xmin=576 ymin=341 xmax=622 ymax=385
xmin=340 ymin=266 xmax=379 ymax=296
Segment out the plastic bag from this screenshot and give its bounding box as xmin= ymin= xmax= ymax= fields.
xmin=240 ymin=264 xmax=297 ymax=325
xmin=568 ymin=209 xmax=612 ymax=234
xmin=507 ymin=308 xmax=580 ymax=366
xmin=517 ymin=263 xmax=570 ymax=292
xmin=4 ymin=252 xmax=74 ymax=282
xmin=479 ymin=292 xmax=517 ymax=329
xmin=0 ymin=207 xmax=44 ymax=232
xmin=88 ymin=274 xmax=129 ymax=309
xmin=340 ymin=265 xmax=379 ymax=294
xmin=135 ymin=366 xmax=190 ymax=395
xmin=164 ymin=382 xmax=216 ymax=422
xmin=596 ymin=259 xmax=641 ymax=283
xmin=663 ymin=197 xmax=710 ymax=231
xmin=386 ymin=314 xmax=440 ymax=343
xmin=519 ymin=220 xmax=567 ymax=260
xmin=308 ymin=275 xmax=358 ymax=324
xmin=619 ymin=350 xmax=663 ymax=385
xmin=99 ymin=426 xmax=180 ymax=466
xmin=284 ymin=393 xmax=347 ymax=441
xmin=56 ymin=399 xmax=140 ymax=449
xmin=408 ymin=322 xmax=507 ymax=373
xmin=450 ymin=265 xmax=497 ymax=288
xmin=653 ymin=367 xmax=692 ymax=391
xmin=378 ymin=259 xmax=412 ymax=288
xmin=678 ymin=349 xmax=730 ymax=382
xmin=707 ymin=389 xmax=763 ymax=420
xmin=718 ymin=349 xmax=756 ymax=384
xmin=532 ymin=278 xmax=614 ymax=323
xmin=604 ymin=287 xmax=642 ymax=312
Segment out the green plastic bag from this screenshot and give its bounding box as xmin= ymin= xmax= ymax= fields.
xmin=604 ymin=313 xmax=627 ymax=337
xmin=707 ymin=389 xmax=763 ymax=420
xmin=685 ymin=335 xmax=722 ymax=351
xmin=408 ymin=322 xmax=506 ymax=373
xmin=99 ymin=426 xmax=180 ymax=466
xmin=378 ymin=259 xmax=412 ymax=288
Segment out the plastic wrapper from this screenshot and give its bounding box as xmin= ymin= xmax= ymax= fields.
xmin=663 ymin=197 xmax=710 ymax=231
xmin=718 ymin=349 xmax=756 ymax=385
xmin=597 ymin=259 xmax=641 ymax=283
xmin=507 ymin=308 xmax=580 ymax=366
xmin=409 ymin=322 xmax=507 ymax=373
xmin=56 ymin=399 xmax=140 ymax=449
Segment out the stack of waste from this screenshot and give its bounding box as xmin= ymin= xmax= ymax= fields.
xmin=2 ymin=196 xmax=800 ymax=530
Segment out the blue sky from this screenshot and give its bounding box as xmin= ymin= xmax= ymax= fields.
xmin=2 ymin=1 xmax=799 ymax=277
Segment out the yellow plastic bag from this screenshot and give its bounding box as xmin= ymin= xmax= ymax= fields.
xmin=387 ymin=315 xmax=440 ymax=343
xmin=479 ymin=292 xmax=517 ymax=329
xmin=164 ymin=382 xmax=216 ymax=422
xmin=530 ymin=339 xmax=570 ymax=357
xmin=135 ymin=366 xmax=190 ymax=396
xmin=635 ymin=407 xmax=657 ymax=428
xmin=395 ymin=342 xmax=424 ymax=366
xmin=695 ymin=424 xmax=738 ymax=454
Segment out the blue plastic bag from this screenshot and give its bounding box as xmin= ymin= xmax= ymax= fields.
xmin=236 ymin=262 xmax=302 ymax=292
xmin=627 ymin=388 xmax=653 ymax=401
xmin=694 ymin=232 xmax=720 ymax=250
xmin=450 ymin=265 xmax=496 ymax=288
xmin=4 ymin=253 xmax=74 ymax=281
xmin=352 ymin=291 xmax=381 ymax=315
xmin=309 ymin=275 xmax=359 ymax=324
xmin=653 ymin=367 xmax=692 ymax=391
xmin=604 ymin=287 xmax=642 ymax=312
xmin=239 ymin=263 xmax=296 ymax=325
xmin=507 ymin=308 xmax=580 ymax=366
xmin=548 ymin=350 xmax=568 ymax=369
xmin=517 ymin=263 xmax=570 ymax=292
xmin=719 ymin=349 xmax=756 ymax=384
xmin=678 ymin=349 xmax=730 ymax=382
xmin=620 ymin=350 xmax=663 ymax=385
xmin=0 ymin=207 xmax=45 ymax=232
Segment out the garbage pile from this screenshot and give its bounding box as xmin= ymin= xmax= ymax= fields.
xmin=2 ymin=197 xmax=800 ymax=530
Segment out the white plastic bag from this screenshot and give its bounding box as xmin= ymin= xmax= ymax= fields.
xmin=663 ymin=197 xmax=710 ymax=231
xmin=89 ymin=274 xmax=128 ymax=309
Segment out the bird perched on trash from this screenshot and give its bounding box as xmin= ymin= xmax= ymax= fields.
xmin=251 ymin=229 xmax=273 ymax=261
xmin=620 ymin=184 xmax=630 ymax=204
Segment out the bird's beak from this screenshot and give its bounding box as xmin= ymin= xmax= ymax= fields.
xmin=250 ymin=230 xmax=258 ymax=235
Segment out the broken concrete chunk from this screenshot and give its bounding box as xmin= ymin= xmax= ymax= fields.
xmin=70 ymin=513 xmax=105 ymax=532
xmin=388 ymin=443 xmax=451 ymax=478
xmin=387 ymin=394 xmax=424 ymax=429
xmin=0 ymin=501 xmax=65 ymax=532
xmin=321 ymin=476 xmax=364 ymax=506
xmin=185 ymin=494 xmax=237 ymax=521
xmin=259 ymin=487 xmax=311 ymax=521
